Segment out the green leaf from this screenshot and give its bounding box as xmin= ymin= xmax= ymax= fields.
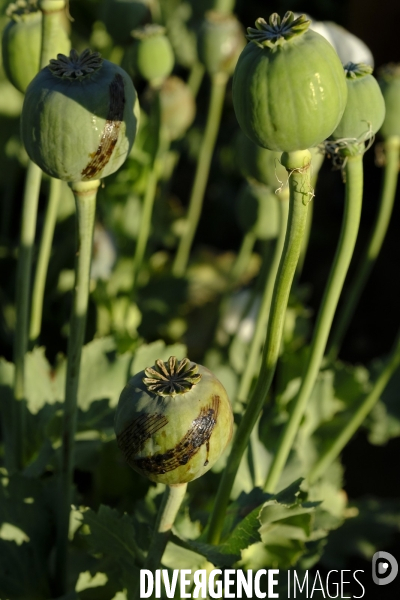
xmin=322 ymin=496 xmax=400 ymax=568
xmin=169 ymin=533 xmax=239 ymax=568
xmin=81 ymin=505 xmax=142 ymax=569
xmin=0 ymin=474 xmax=56 ymax=599
xmin=367 ymin=365 xmax=400 ymax=444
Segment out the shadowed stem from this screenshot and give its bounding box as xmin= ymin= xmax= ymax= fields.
xmin=172 ymin=72 xmax=228 ymax=277
xmin=236 ymin=192 xmax=289 ymax=405
xmin=207 ymin=150 xmax=312 ymax=545
xmin=11 ymin=161 xmax=42 ymax=470
xmin=309 ymin=328 xmax=400 ymax=484
xmin=264 ymin=152 xmax=364 ymax=493
xmin=134 ymin=483 xmax=187 ymax=600
xmin=327 ymin=136 xmax=400 ymax=361
xmin=29 ymin=178 xmax=62 ymax=345
xmin=54 ymin=179 xmax=99 ymax=595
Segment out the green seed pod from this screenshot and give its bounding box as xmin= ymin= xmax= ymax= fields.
xmin=233 ymin=12 xmax=348 ymax=152
xmin=331 ymin=63 xmax=385 ymax=142
xmin=115 ymin=356 xmax=233 ymax=485
xmin=197 ymin=11 xmax=245 ymax=76
xmin=21 ymin=49 xmax=139 ymax=182
xmin=158 ymin=76 xmax=195 ymax=141
xmin=236 ymin=181 xmax=280 ymax=240
xmin=1 ymin=0 xmax=70 ymax=94
xmin=235 ymin=129 xmax=324 ymax=187
xmin=378 ymin=64 xmax=400 ymax=140
xmin=100 ymin=0 xmax=151 ymax=46
xmin=127 ymin=24 xmax=174 ymax=87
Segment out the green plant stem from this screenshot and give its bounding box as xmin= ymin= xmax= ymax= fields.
xmin=229 ymin=229 xmax=257 ymax=285
xmin=187 ymin=61 xmax=205 ymax=98
xmin=134 ymin=483 xmax=187 ymax=599
xmin=309 ymin=329 xmax=400 ymax=484
xmin=54 ymin=179 xmax=99 ymax=595
xmin=327 ymin=136 xmax=400 ymax=362
xmin=236 ymin=193 xmax=289 ymax=404
xmin=207 ymin=150 xmax=312 ymax=545
xmin=12 ymin=161 xmax=42 ymax=471
xmin=132 ymin=134 xmax=169 ymax=290
xmin=29 ymin=178 xmax=62 ymax=345
xmin=296 ymin=194 xmax=313 ymax=280
xmin=264 ymin=152 xmax=364 ymax=494
xmin=172 ymin=72 xmax=228 ymax=278
xmin=39 ymin=0 xmax=67 ymax=68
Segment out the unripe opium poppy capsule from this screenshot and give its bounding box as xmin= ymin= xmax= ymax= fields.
xmin=143 ymin=76 xmax=195 ymax=141
xmin=115 ymin=356 xmax=233 ymax=485
xmin=21 ymin=49 xmax=139 ymax=182
xmin=330 ymin=63 xmax=385 ymax=142
xmin=197 ymin=11 xmax=245 ymax=76
xmin=125 ymin=24 xmax=174 ymax=87
xmin=232 ymin=12 xmax=348 ymax=152
xmin=378 ymin=64 xmax=400 ymax=139
xmin=2 ymin=0 xmax=70 ymax=94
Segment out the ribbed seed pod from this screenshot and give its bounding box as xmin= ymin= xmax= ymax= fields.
xmin=1 ymin=0 xmax=70 ymax=93
xmin=233 ymin=12 xmax=348 ymax=152
xmin=331 ymin=63 xmax=385 ymax=142
xmin=236 ymin=181 xmax=280 ymax=240
xmin=126 ymin=24 xmax=174 ymax=87
xmin=378 ymin=64 xmax=400 ymax=140
xmin=197 ymin=10 xmax=245 ymax=76
xmin=115 ymin=356 xmax=233 ymax=485
xmin=21 ymin=49 xmax=139 ymax=182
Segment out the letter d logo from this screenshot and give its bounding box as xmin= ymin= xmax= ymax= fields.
xmin=372 ymin=551 xmax=398 ymax=585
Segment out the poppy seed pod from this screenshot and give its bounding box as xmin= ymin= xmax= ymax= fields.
xmin=21 ymin=49 xmax=139 ymax=182
xmin=197 ymin=11 xmax=245 ymax=76
xmin=115 ymin=356 xmax=233 ymax=485
xmin=331 ymin=63 xmax=385 ymax=142
xmin=378 ymin=64 xmax=400 ymax=140
xmin=157 ymin=76 xmax=196 ymax=141
xmin=126 ymin=24 xmax=174 ymax=87
xmin=233 ymin=12 xmax=348 ymax=152
xmin=1 ymin=0 xmax=70 ymax=94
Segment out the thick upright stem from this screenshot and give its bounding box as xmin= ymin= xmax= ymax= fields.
xmin=172 ymin=73 xmax=227 ymax=277
xmin=29 ymin=177 xmax=62 ymax=345
xmin=207 ymin=150 xmax=311 ymax=545
xmin=39 ymin=0 xmax=67 ymax=68
xmin=327 ymin=137 xmax=400 ymax=361
xmin=296 ymin=195 xmax=313 ymax=281
xmin=236 ymin=193 xmax=289 ymax=404
xmin=134 ymin=483 xmax=187 ymax=600
xmin=309 ymin=329 xmax=400 ymax=484
xmin=54 ymin=179 xmax=99 ymax=595
xmin=12 ymin=161 xmax=42 ymax=470
xmin=264 ymin=153 xmax=364 ymax=494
